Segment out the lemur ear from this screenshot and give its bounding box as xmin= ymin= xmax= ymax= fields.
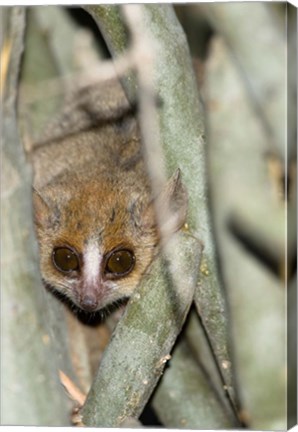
xmin=32 ymin=188 xmax=49 ymax=227
xmin=32 ymin=188 xmax=59 ymax=228
xmin=141 ymin=168 xmax=188 ymax=235
xmin=157 ymin=168 xmax=188 ymax=234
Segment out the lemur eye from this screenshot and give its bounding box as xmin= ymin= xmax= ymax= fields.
xmin=52 ymin=247 xmax=80 ymax=273
xmin=105 ymin=249 xmax=135 ymax=277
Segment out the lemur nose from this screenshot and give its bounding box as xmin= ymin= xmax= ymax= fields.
xmin=81 ymin=295 xmax=98 ymax=312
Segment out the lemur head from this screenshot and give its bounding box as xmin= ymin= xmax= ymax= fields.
xmin=33 ymin=170 xmax=187 ymax=313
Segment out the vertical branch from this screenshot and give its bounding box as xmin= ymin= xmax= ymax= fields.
xmin=81 ymin=4 xmax=237 ymax=427
xmin=81 ymin=4 xmax=204 ymax=427
xmin=122 ymin=6 xmax=166 ymax=193
xmin=136 ymin=4 xmax=240 ymax=416
xmin=83 ymin=5 xmax=137 ymax=103
xmin=122 ymin=5 xmax=183 ymax=252
xmin=201 ymin=2 xmax=287 ymax=158
xmin=203 ymin=6 xmax=289 ymax=427
xmin=1 ymin=7 xmax=69 ymax=425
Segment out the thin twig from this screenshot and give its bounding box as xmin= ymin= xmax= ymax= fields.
xmin=59 ymin=370 xmax=86 ymax=407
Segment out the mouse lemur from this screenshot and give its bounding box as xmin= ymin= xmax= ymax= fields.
xmin=31 ymin=77 xmax=187 ymax=313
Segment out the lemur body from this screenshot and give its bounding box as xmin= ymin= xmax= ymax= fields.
xmin=31 ymin=78 xmax=187 ymax=312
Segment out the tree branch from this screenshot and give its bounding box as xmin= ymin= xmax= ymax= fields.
xmin=1 ymin=7 xmax=70 ymax=425
xmin=82 ymin=4 xmax=238 ymax=427
xmin=201 ymin=2 xmax=287 ymax=159
xmin=81 ymin=233 xmax=201 ymax=426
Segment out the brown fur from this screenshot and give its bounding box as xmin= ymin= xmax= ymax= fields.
xmin=31 ymin=78 xmax=187 ymax=312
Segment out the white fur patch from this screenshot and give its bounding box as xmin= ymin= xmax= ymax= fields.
xmin=83 ymin=242 xmax=101 ymax=285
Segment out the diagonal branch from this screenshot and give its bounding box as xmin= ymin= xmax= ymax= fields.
xmin=81 ymin=233 xmax=201 ymax=426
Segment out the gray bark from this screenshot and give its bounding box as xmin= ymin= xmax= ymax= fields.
xmin=1 ymin=8 xmax=70 ymax=425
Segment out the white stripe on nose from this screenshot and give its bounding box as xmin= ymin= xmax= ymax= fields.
xmin=83 ymin=241 xmax=101 ymax=285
